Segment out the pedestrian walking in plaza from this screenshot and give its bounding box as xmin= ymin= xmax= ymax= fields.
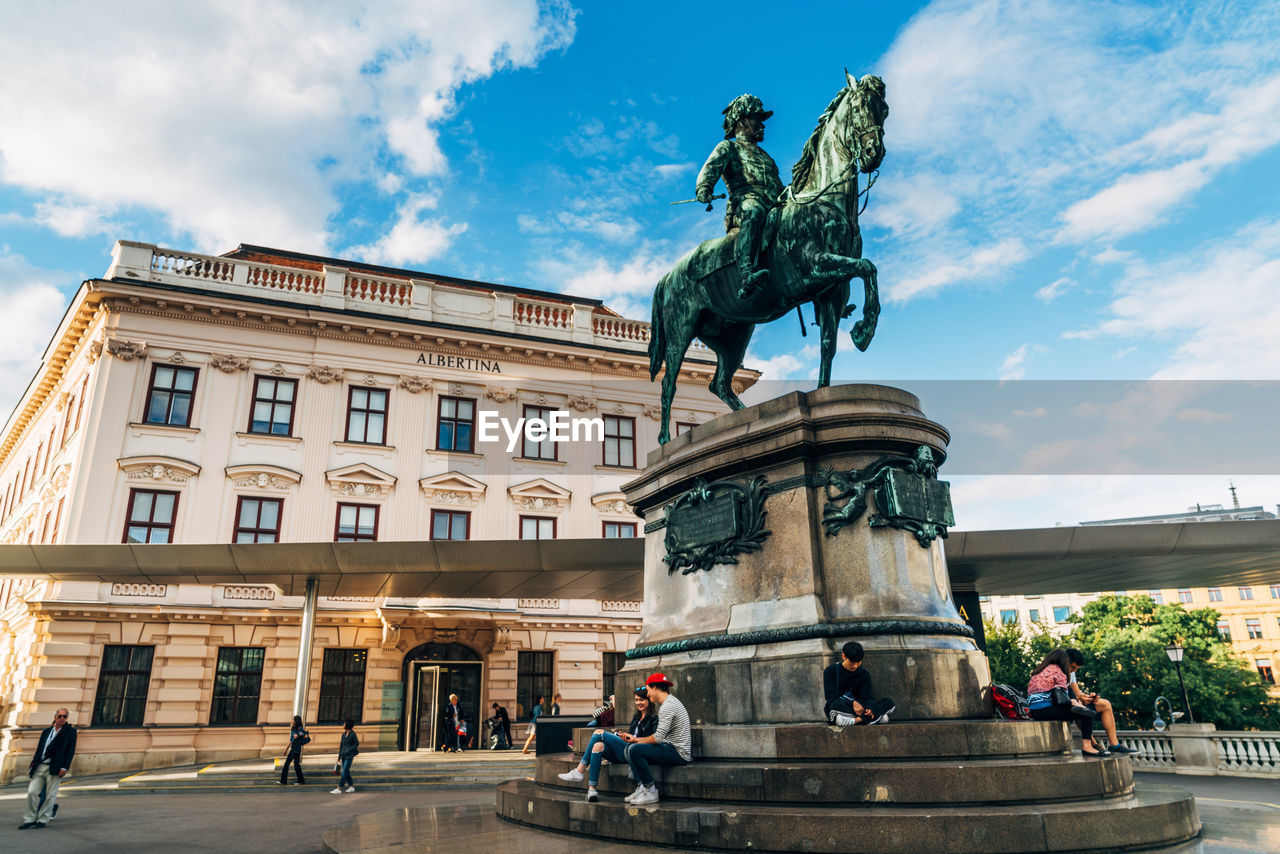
xmin=279 ymin=715 xmax=309 ymax=784
xmin=488 ymin=702 xmax=512 ymax=750
xmin=521 ymin=695 xmax=545 ymax=754
xmin=19 ymin=707 xmax=76 ymax=829
xmin=550 ymin=692 xmax=562 ymax=715
xmin=442 ymin=693 xmax=466 ymax=752
xmin=331 ymin=720 xmax=359 ymax=793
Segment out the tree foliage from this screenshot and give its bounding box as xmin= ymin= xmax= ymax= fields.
xmin=984 ymin=596 xmax=1280 ymax=731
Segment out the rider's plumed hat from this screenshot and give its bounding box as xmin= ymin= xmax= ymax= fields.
xmin=722 ymin=93 xmax=773 ymax=139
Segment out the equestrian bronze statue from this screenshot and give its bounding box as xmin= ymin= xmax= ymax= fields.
xmin=649 ymin=71 xmax=888 ymax=443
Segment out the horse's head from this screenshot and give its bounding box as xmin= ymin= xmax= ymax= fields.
xmin=843 ymin=70 xmax=887 ymax=174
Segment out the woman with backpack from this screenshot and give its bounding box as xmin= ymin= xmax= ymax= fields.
xmin=279 ymin=715 xmax=310 ymax=784
xmin=1026 ymin=649 xmax=1107 ymax=757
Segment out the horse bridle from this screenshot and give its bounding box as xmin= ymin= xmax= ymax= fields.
xmin=784 ymin=89 xmax=881 ymax=213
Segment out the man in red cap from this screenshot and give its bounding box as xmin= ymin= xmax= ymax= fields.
xmin=617 ymin=673 xmax=692 ymax=805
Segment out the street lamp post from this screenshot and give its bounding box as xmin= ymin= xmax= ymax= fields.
xmin=1164 ymin=642 xmax=1194 ymax=724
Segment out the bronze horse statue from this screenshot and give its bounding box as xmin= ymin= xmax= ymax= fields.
xmin=649 ymin=72 xmax=888 ymax=443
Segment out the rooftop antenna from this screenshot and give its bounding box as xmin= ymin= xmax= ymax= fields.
xmin=1228 ymin=480 xmax=1240 ymax=510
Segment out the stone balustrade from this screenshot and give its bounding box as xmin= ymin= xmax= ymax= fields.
xmin=1117 ymin=725 xmax=1280 ymax=778
xmin=106 ymin=240 xmax=696 ymax=356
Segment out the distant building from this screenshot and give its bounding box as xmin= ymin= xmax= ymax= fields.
xmin=0 ymin=240 xmax=754 ymax=781
xmin=981 ymin=501 xmax=1280 ymax=696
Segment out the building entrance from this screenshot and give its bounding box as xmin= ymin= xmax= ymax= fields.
xmin=400 ymin=642 xmax=483 ymax=751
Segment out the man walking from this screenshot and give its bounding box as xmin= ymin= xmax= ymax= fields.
xmin=20 ymin=707 xmax=76 ymax=829
xmin=622 ymin=673 xmax=692 ymax=805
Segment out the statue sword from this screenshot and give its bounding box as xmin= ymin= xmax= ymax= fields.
xmin=669 ymin=193 xmax=725 ymax=212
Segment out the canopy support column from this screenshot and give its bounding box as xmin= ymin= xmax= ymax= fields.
xmin=292 ymin=578 xmax=319 ymax=720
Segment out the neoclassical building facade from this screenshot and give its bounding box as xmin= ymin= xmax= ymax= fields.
xmin=0 ymin=240 xmax=754 ymax=780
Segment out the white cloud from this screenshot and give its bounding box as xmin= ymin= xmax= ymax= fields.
xmin=32 ymin=198 xmax=119 ymax=238
xmin=890 ymin=238 xmax=1029 ymax=303
xmin=1067 ymin=217 xmax=1280 ymax=378
xmin=1035 ymin=276 xmax=1075 ymax=303
xmin=998 ymin=344 xmax=1033 ymax=381
xmin=0 ymin=249 xmax=74 ymax=419
xmin=535 ymin=244 xmax=677 ymax=319
xmin=0 ymin=1 xmax=575 ymax=252
xmin=346 ymin=194 xmax=467 ymax=267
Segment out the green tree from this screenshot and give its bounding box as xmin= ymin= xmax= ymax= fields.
xmin=1066 ymin=595 xmax=1280 ymax=731
xmin=984 ymin=617 xmax=1068 ymax=687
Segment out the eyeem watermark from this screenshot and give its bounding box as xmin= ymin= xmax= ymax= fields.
xmin=478 ymin=410 xmax=604 ymax=453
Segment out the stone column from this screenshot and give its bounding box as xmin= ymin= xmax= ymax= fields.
xmin=621 ymin=385 xmax=989 ymax=722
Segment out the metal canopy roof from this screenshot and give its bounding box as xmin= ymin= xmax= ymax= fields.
xmin=1 ymin=519 xmax=1277 ymax=600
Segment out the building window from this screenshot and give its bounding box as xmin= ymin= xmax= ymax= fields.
xmin=1238 ymin=587 xmax=1254 ymax=600
xmin=602 ymin=415 xmax=635 ymax=468
xmin=1246 ymin=618 xmax=1263 ymax=640
xmin=602 ymin=651 xmax=627 ymax=702
xmin=430 ymin=509 xmax=470 ymax=540
xmin=1217 ymin=620 xmax=1232 ymax=641
xmin=318 ymin=649 xmax=367 ymax=724
xmin=521 ymin=405 xmax=557 ymax=460
xmin=1178 ymin=589 xmax=1193 ymax=604
xmin=1207 ymin=588 xmax=1223 ymax=602
xmin=1052 ymin=606 xmax=1072 ymax=623
xmin=1271 ymin=584 xmax=1280 ymax=599
xmin=335 ymin=503 xmax=378 ymax=542
xmin=437 ymin=396 xmax=476 ymax=452
xmin=1148 ymin=590 xmax=1164 ymax=605
xmin=234 ymin=497 xmax=282 ymax=543
xmin=248 ymin=376 xmax=296 ymax=435
xmin=210 ymin=647 xmax=265 ymax=725
xmin=1258 ymin=659 xmax=1275 ymax=684
xmin=345 ymin=386 xmax=388 ymax=444
xmin=603 ymin=521 xmax=637 ymax=538
xmin=675 ymin=422 xmax=696 ymax=436
xmin=516 ymin=650 xmax=554 ymax=720
xmin=1000 ymin=609 xmax=1018 ymax=625
xmin=1028 ymin=609 xmax=1040 ymax=623
xmin=122 ymin=489 xmax=179 ymax=544
xmin=92 ymin=644 xmax=154 ymax=726
xmin=144 ymin=364 xmax=198 ymax=427
xmin=520 ymin=516 xmax=556 ymax=540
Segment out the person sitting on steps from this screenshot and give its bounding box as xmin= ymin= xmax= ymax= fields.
xmin=558 ymin=685 xmax=658 ymax=802
xmin=622 ymin=673 xmax=692 ymax=805
xmin=1026 ymin=648 xmax=1108 ymax=758
xmin=1065 ymin=648 xmax=1135 ymax=755
xmin=823 ymin=641 xmax=896 ymax=726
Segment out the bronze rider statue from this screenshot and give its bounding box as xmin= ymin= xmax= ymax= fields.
xmin=695 ymin=94 xmax=785 ymax=300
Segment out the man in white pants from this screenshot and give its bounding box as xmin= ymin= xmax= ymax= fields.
xmin=20 ymin=708 xmax=77 ymax=829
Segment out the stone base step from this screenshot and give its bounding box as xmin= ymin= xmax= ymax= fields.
xmin=496 ymin=777 xmax=1201 ymax=854
xmin=538 ymin=750 xmax=1133 ymax=805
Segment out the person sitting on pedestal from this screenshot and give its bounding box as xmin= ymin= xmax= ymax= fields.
xmin=823 ymin=641 xmax=896 ymax=726
xmin=1065 ymin=648 xmax=1135 ymax=755
xmin=621 ymin=674 xmax=692 ymax=805
xmin=1026 ymin=649 xmax=1107 ymax=757
xmin=558 ymin=686 xmax=658 ymax=802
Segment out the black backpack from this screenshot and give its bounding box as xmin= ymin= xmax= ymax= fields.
xmin=991 ymin=684 xmax=1030 ymax=720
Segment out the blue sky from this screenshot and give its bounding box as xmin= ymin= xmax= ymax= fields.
xmin=3 ymin=1 xmax=1280 ymax=528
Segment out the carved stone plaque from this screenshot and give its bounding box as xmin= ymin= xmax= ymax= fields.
xmin=875 ymin=469 xmax=954 ymax=529
xmin=662 ymin=477 xmax=769 ymax=575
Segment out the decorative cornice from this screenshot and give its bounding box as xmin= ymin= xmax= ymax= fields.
xmin=641 ymin=403 xmax=661 ymax=421
xmin=591 ymin=492 xmax=630 ymax=515
xmin=508 ymin=477 xmax=571 ymax=512
xmin=118 ymin=455 xmax=201 ymax=484
xmin=565 ymin=394 xmax=595 ymax=412
xmin=91 ymin=337 xmax=148 ymax=362
xmin=326 ymin=462 xmax=396 ymax=497
xmin=397 ymin=375 xmax=432 ymax=394
xmin=419 ymin=471 xmax=486 ymax=505
xmin=484 ymin=387 xmax=517 ymax=403
xmin=225 ymin=464 xmax=303 ymax=491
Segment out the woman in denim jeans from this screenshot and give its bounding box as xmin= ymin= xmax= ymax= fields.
xmin=331 ymin=720 xmax=359 ymax=793
xmin=557 ymin=686 xmax=657 ymax=802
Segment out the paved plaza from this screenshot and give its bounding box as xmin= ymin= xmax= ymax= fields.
xmin=0 ymin=765 xmax=1274 ymax=853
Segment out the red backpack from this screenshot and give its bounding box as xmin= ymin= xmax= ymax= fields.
xmin=991 ymin=684 xmax=1030 ymax=720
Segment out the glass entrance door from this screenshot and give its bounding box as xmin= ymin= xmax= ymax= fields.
xmin=409 ymin=665 xmax=440 ymax=751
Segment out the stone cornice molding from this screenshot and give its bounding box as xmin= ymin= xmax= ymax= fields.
xmin=419 ymin=471 xmax=487 ymax=505
xmin=397 ymin=375 xmax=432 ymax=394
xmin=326 ymin=462 xmax=397 ymax=497
xmin=117 ymin=455 xmax=201 ymax=484
xmin=306 ymin=364 xmax=344 ymax=384
xmin=590 ymin=491 xmax=632 ymax=515
xmin=224 ymin=464 xmax=303 ymax=491
xmin=208 ymin=354 xmax=251 ymax=373
xmin=565 ymin=394 xmax=596 ymax=413
xmin=90 ymin=336 xmax=148 ymax=363
xmin=508 ymin=477 xmax=571 ymax=512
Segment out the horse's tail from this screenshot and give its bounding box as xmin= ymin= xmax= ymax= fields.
xmin=648 ymin=277 xmax=667 ymax=380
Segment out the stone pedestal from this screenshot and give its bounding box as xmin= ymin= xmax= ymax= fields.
xmin=498 ymin=385 xmax=1200 ymax=853
xmin=620 ymin=385 xmax=987 ymax=721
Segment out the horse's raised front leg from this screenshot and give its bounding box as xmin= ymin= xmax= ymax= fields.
xmin=813 ymin=282 xmax=849 ymax=388
xmin=814 ymin=253 xmax=879 ymax=352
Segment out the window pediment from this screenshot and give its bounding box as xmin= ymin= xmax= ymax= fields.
xmin=508 ymin=477 xmax=571 ymax=512
xmin=225 ymin=464 xmax=302 ymax=491
xmin=591 ymin=491 xmax=632 ymax=515
xmin=420 ymin=471 xmax=486 ymax=506
xmin=118 ymin=455 xmax=201 ymax=485
xmin=326 ymin=462 xmax=396 ymax=498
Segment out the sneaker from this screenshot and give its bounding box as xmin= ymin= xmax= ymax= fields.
xmin=632 ymin=786 xmax=660 ymax=805
xmin=586 ymin=787 xmax=599 ymax=802
xmin=869 ymin=706 xmax=896 ymax=725
xmin=330 ymin=787 xmax=344 ymax=794
xmin=345 ymin=786 xmax=356 ymax=793
xmin=557 ymin=768 xmax=585 ymax=783
xmin=832 ymin=712 xmax=859 ymax=727
xmin=624 ymin=783 xmax=647 ymax=803
xmin=1107 ymin=743 xmax=1136 ymax=755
